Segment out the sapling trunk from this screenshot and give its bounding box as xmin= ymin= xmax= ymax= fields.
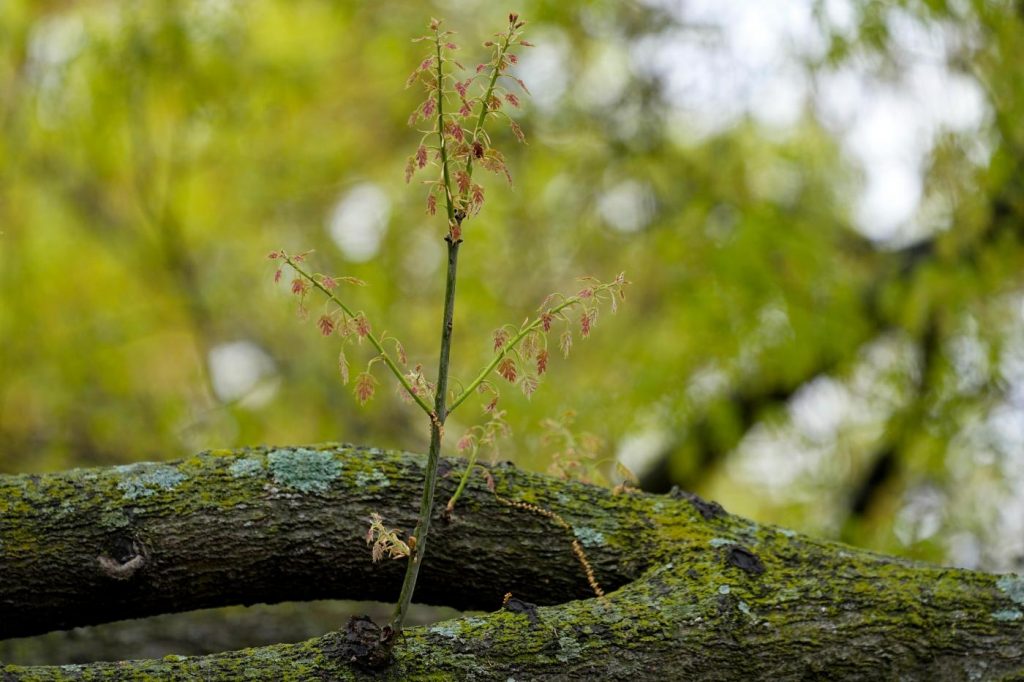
xmin=391 ymin=236 xmax=461 ymax=631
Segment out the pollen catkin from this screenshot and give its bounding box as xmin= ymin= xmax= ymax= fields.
xmin=494 ymin=492 xmax=606 ymax=600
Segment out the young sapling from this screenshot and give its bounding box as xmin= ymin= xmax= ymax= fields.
xmin=271 ymin=13 xmax=627 ymax=656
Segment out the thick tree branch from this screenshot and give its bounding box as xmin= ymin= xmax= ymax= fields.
xmin=1 ymin=445 xmax=1023 ymax=679
xmin=0 ymin=445 xmax=647 ymax=639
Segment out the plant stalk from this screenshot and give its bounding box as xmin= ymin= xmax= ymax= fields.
xmin=447 ymin=281 xmax=618 ymax=414
xmin=286 ymin=257 xmax=433 ymax=417
xmin=390 ymin=235 xmax=461 ymax=631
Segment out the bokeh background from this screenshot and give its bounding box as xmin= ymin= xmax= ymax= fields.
xmin=4 ymin=0 xmax=1024 ymax=662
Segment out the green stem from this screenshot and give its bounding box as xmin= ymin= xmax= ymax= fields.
xmin=448 ymin=285 xmax=614 ymax=415
xmin=434 ymin=29 xmax=457 ymax=231
xmin=286 ymin=257 xmax=433 ymax=418
xmin=445 ymin=445 xmax=479 ymax=514
xmin=391 ymin=236 xmax=461 ymax=631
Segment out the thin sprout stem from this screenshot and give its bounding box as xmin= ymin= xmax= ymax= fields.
xmin=390 ymin=236 xmax=462 ymax=631
xmin=447 ymin=282 xmax=618 ymax=415
xmin=434 ymin=30 xmax=457 ymax=230
xmin=456 ymin=27 xmax=515 ymax=206
xmin=286 ymin=257 xmax=433 ymax=417
xmin=445 ymin=446 xmax=479 ymax=513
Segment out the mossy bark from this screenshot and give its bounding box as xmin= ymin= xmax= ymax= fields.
xmin=1 ymin=444 xmax=1023 ymax=679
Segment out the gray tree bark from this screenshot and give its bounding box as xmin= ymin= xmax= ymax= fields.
xmin=1 ymin=444 xmax=1022 ymax=680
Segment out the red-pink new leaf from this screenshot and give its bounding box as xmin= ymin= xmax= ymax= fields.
xmin=510 ymin=77 xmax=531 ymax=94
xmin=405 ymin=57 xmax=434 ymax=88
xmin=470 ymin=184 xmax=485 ymax=212
xmin=510 ymin=120 xmax=526 ymax=144
xmin=317 ymin=315 xmax=335 ymax=336
xmin=457 ymin=432 xmax=476 ymax=453
xmin=354 ymin=373 xmax=376 ymax=405
xmin=493 ymin=328 xmax=509 ymax=352
xmin=355 ymin=315 xmax=372 ymax=339
xmin=580 ymin=309 xmax=594 ymax=338
xmin=497 ymin=357 xmax=517 ymax=383
xmin=445 ymin=121 xmax=465 ymax=143
xmin=481 ymin=153 xmax=512 ymax=184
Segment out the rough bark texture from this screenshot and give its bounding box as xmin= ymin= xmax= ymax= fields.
xmin=1 ymin=444 xmax=1023 ymax=680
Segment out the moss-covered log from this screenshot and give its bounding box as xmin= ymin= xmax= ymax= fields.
xmin=2 ymin=444 xmax=1024 ymax=679
xmin=0 ymin=601 xmax=460 ymax=666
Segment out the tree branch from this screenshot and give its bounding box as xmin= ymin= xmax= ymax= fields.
xmin=1 ymin=445 xmax=1023 ymax=679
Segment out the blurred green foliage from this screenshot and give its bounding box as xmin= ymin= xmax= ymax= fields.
xmin=3 ymin=0 xmax=1024 ymax=572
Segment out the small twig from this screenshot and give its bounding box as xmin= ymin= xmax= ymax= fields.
xmin=286 ymin=257 xmax=434 ymax=417
xmin=493 ymin=490 xmax=605 ymax=600
xmin=448 ymin=280 xmax=623 ymax=414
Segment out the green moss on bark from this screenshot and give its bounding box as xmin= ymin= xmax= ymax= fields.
xmin=1 ymin=444 xmax=1023 ymax=679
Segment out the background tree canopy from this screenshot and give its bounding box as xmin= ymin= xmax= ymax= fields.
xmin=2 ymin=0 xmax=1024 ymax=587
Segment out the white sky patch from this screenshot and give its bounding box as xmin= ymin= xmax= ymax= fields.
xmin=574 ymin=42 xmax=631 ymax=110
xmin=729 ymin=424 xmax=826 ymax=494
xmin=597 ymin=179 xmax=655 ymax=233
xmin=616 ymin=427 xmax=673 ymax=479
xmin=512 ymin=28 xmax=570 ymax=111
xmin=635 ymin=0 xmax=989 ymax=242
xmin=207 ymin=340 xmax=279 ymax=407
xmin=789 ymin=377 xmax=851 ymax=445
xmin=27 ymin=13 xmax=87 ymax=128
xmin=948 ymin=322 xmax=990 ymax=396
xmin=632 ymin=0 xmax=821 ymax=138
xmin=686 ymin=363 xmax=729 ymax=404
xmin=327 ymin=183 xmax=391 ymax=262
xmin=729 ymin=334 xmax=916 ymax=503
xmin=946 ymin=531 xmax=982 ymax=569
xmin=402 ymin=227 xmax=444 ymax=281
xmin=855 ymin=161 xmax=922 ymax=241
xmin=893 ymin=485 xmax=946 ymax=546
